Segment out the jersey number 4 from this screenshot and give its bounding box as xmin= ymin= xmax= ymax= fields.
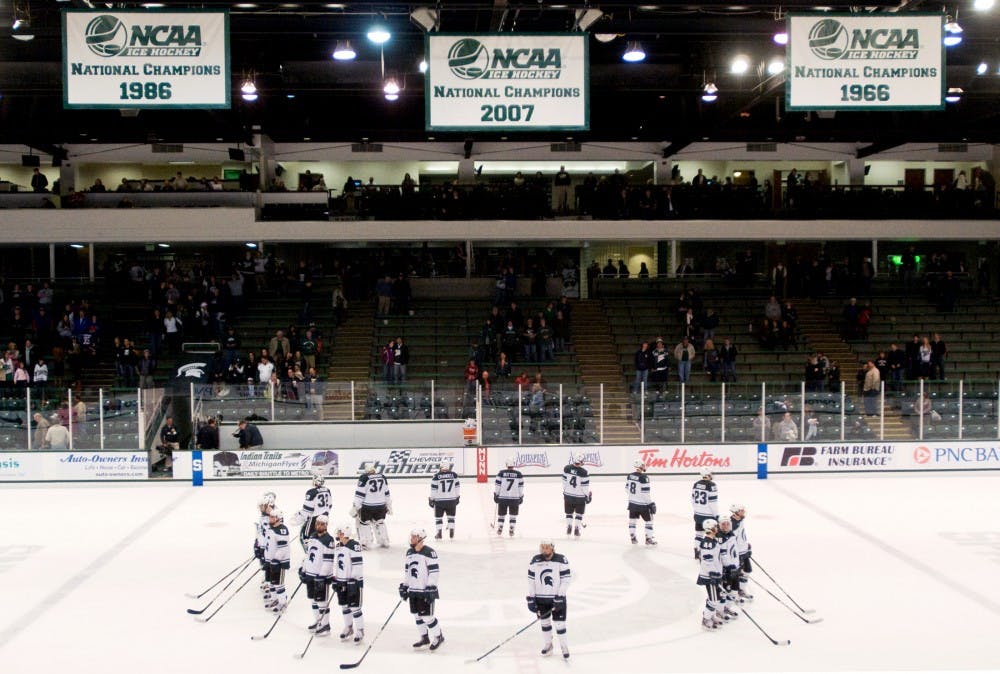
xmin=567 ymin=476 xmax=577 ymax=488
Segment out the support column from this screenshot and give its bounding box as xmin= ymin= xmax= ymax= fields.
xmin=458 ymin=158 xmax=476 ymax=184
xmin=465 ymin=240 xmax=473 ymax=279
xmin=49 ymin=243 xmax=55 ymax=280
xmin=669 ymin=240 xmax=678 ymax=278
xmin=58 ymin=160 xmax=75 ymax=196
xmin=871 ymin=240 xmax=878 ymax=277
xmin=847 ymin=158 xmax=865 ymax=186
xmin=88 ymin=243 xmax=95 ymax=282
xmin=654 ymin=159 xmax=672 ymax=185
xmin=255 ymin=133 xmax=276 ymax=190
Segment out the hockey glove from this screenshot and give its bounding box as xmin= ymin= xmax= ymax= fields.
xmin=298 ymin=568 xmax=308 ymax=584
xmin=553 ymin=596 xmax=567 ymax=611
xmin=290 ymin=512 xmax=305 ymax=527
xmin=386 ymin=501 xmax=393 ymax=515
xmin=426 ymin=586 xmax=439 ymax=600
xmin=253 ymin=543 xmax=264 ymax=560
xmin=586 ymin=492 xmax=592 ymax=504
xmin=349 ymin=506 xmax=359 ymax=518
xmin=649 ymin=502 xmax=657 ymax=515
xmin=526 ymin=596 xmax=537 ymax=613
xmin=454 ymin=496 xmax=460 ymax=505
xmin=518 ymin=496 xmax=524 ymax=505
xmin=428 ymin=497 xmax=435 ymax=508
xmin=398 ymin=583 xmax=409 ymax=600
xmin=493 ymin=493 xmax=499 ymax=503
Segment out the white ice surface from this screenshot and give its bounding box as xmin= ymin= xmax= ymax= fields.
xmin=2 ymin=472 xmax=999 ymax=674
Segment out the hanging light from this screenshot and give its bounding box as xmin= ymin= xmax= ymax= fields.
xmin=767 ymin=59 xmax=785 ymax=75
xmin=973 ymin=0 xmax=994 ymax=10
xmin=383 ymin=78 xmax=400 ymax=95
xmin=701 ymin=83 xmax=718 ymax=102
xmin=367 ymin=27 xmax=391 ymax=44
xmin=943 ymin=18 xmax=963 ymax=47
xmin=730 ymin=54 xmax=750 ymax=74
xmin=418 ymin=59 xmax=428 ymax=73
xmin=385 ymin=93 xmax=399 ymax=101
xmin=332 ymin=40 xmax=356 ymax=61
xmin=240 ymin=79 xmax=257 ymax=95
xmin=977 ymin=61 xmax=988 ymax=75
xmin=944 ymin=87 xmax=963 ymax=103
xmin=594 ymin=33 xmax=618 ymax=43
xmin=772 ymin=31 xmax=789 ymax=45
xmin=622 ymin=41 xmax=646 ymax=62
xmin=11 ymin=9 xmax=33 ymax=42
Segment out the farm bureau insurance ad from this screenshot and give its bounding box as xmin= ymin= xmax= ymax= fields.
xmin=786 ymin=13 xmax=943 ymax=110
xmin=63 ymin=10 xmax=229 ymax=109
xmin=427 ymin=34 xmax=588 ymax=130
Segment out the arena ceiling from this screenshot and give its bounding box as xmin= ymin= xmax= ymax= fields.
xmin=0 ymin=0 xmax=998 ymax=148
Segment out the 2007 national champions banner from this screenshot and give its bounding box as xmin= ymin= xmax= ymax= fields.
xmin=786 ymin=13 xmax=943 ymax=110
xmin=63 ymin=9 xmax=230 ymax=109
xmin=426 ymin=33 xmax=588 ymax=131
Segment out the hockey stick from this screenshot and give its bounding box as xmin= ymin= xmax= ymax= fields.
xmin=752 ymin=559 xmax=815 ymax=614
xmin=294 ymin=633 xmax=317 ymax=660
xmin=251 ymin=582 xmax=303 ymax=640
xmin=489 ymin=502 xmax=498 ymax=530
xmin=187 ymin=563 xmax=259 ymax=615
xmin=465 ymin=618 xmax=539 ymax=663
xmin=741 ymin=607 xmax=791 ymax=646
xmin=748 ymin=576 xmax=823 ymax=624
xmin=339 ymin=599 xmax=403 ymax=670
xmin=194 ymin=568 xmax=262 ymax=623
xmin=185 ymin=555 xmax=255 ymax=599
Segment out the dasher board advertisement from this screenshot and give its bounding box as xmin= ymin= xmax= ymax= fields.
xmin=63 ymin=9 xmax=230 ymax=109
xmin=786 ymin=13 xmax=944 ymax=111
xmin=426 ymin=33 xmax=589 ymax=131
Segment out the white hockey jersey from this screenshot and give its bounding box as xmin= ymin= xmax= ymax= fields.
xmin=697 ymin=536 xmax=722 ymax=582
xmin=732 ymin=516 xmax=751 ymax=556
xmin=527 ymin=553 xmax=571 ymax=599
xmin=562 ymin=464 xmax=589 ymax=499
xmin=402 ymin=545 xmax=440 ymax=591
xmin=353 ymin=472 xmax=391 ymax=509
xmin=430 ymin=470 xmax=461 ymax=504
xmin=333 ymin=538 xmax=364 ymax=582
xmin=255 ymin=514 xmax=270 ymax=550
xmin=494 ymin=468 xmax=525 ymax=501
xmin=302 ymin=532 xmax=336 ymax=578
xmin=626 ymin=471 xmax=652 ymax=506
xmin=691 ymin=478 xmax=719 ymax=517
xmin=717 ymin=530 xmax=738 ymax=571
xmin=265 ymin=523 xmax=291 ymax=568
xmin=297 ymin=486 xmax=332 ymax=522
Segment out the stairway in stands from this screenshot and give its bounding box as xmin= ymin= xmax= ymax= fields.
xmin=323 ymin=304 xmax=375 ymax=420
xmin=795 ymin=298 xmax=912 ymax=440
xmin=571 ymin=300 xmax=640 ymax=444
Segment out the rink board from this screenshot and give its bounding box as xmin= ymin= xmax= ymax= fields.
xmin=768 ymin=440 xmax=1000 ymax=472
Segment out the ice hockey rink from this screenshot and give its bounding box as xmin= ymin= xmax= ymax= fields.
xmin=2 ymin=472 xmax=999 ymax=674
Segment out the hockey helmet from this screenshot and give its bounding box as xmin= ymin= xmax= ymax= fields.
xmin=410 ymin=527 xmax=427 ymax=542
xmin=633 ymin=460 xmax=645 ymax=471
xmin=572 ymin=452 xmax=585 ymax=464
xmin=702 ymin=518 xmax=718 ymax=532
xmin=334 ymin=522 xmax=352 ymax=538
xmin=539 ymin=537 xmax=555 ymax=551
xmin=315 ymin=514 xmax=330 ymax=525
xmin=438 ymin=460 xmax=453 ymax=472
xmin=700 ymin=470 xmax=713 ymax=480
xmin=258 ymin=491 xmax=276 ymax=508
xmin=729 ymin=503 xmax=746 ymax=515
xmin=311 ymin=470 xmax=325 ymax=487
xmin=505 ymin=457 xmax=517 ymax=468
xmin=269 ymin=509 xmax=284 ymax=522
xmin=717 ymin=514 xmax=732 ymax=529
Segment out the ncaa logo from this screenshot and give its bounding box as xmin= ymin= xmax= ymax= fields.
xmin=913 ymin=446 xmax=931 ymax=464
xmin=85 ymin=15 xmax=129 ymax=58
xmin=808 ymin=19 xmax=849 ymax=60
xmin=448 ymin=38 xmax=490 ymax=79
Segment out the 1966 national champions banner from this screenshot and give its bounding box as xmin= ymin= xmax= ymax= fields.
xmin=426 ymin=33 xmax=588 ymax=131
xmin=63 ymin=10 xmax=230 ymax=109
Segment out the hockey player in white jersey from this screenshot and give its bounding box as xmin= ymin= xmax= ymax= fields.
xmin=429 ymin=462 xmax=460 ymax=540
xmin=298 ymin=514 xmax=336 ymax=635
xmin=729 ymin=504 xmax=754 ymax=601
xmin=625 ymin=460 xmax=656 ymax=545
xmin=494 ymin=458 xmax=525 ymax=537
xmin=691 ymin=470 xmax=719 ymax=558
xmin=264 ymin=509 xmax=292 ymax=613
xmin=715 ymin=514 xmax=741 ymax=621
xmin=696 ymin=518 xmax=728 ymax=630
xmin=350 ymin=463 xmax=392 ymax=549
xmin=255 ymin=492 xmax=276 ymax=597
xmin=526 ymin=539 xmax=572 ymax=659
xmin=561 ymin=454 xmax=591 ymax=537
xmin=331 ymin=522 xmax=365 ymax=642
xmin=292 ymin=471 xmax=332 ymax=551
xmin=398 ymin=528 xmax=444 ymax=651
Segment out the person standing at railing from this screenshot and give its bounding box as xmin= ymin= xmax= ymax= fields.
xmin=862 ymin=360 xmax=881 ymax=416
xmin=674 ymin=337 xmax=695 ymax=384
xmin=633 ymin=341 xmax=651 ymax=394
xmin=930 ymin=333 xmax=948 ymax=381
xmin=393 ymin=337 xmax=409 ymax=384
xmin=720 ymin=339 xmax=738 ymax=383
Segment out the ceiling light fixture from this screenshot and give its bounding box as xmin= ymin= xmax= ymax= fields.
xmin=332 ymin=40 xmax=356 ymax=60
xmin=944 ymin=87 xmax=963 ymax=102
xmin=574 ymin=8 xmax=604 ymax=31
xmin=943 ymin=18 xmax=963 ymax=46
xmin=594 ymin=33 xmax=618 ymax=43
xmin=622 ymin=41 xmax=646 ymax=62
xmin=70 ymin=243 xmax=85 ymax=249
xmin=977 ymin=61 xmax=988 ymax=75
xmin=410 ymin=7 xmax=440 ymax=32
xmin=973 ymin=0 xmax=994 ymax=10
xmin=11 ymin=3 xmax=33 ymax=42
xmin=730 ymin=55 xmax=750 ymax=74
xmin=419 ymin=59 xmax=428 ymax=73
xmin=245 ymin=242 xmax=258 ymax=249
xmin=767 ymin=59 xmax=785 ymax=75
xmin=773 ymin=31 xmax=789 ymax=45
xmin=234 ymin=3 xmax=258 ymax=8
xmin=383 ymin=78 xmax=400 ymax=95
xmin=702 ymin=83 xmax=719 ymax=102
xmin=367 ymin=27 xmax=391 ymax=44
xmin=385 ymin=93 xmax=399 ymax=101
xmin=240 ymin=80 xmax=257 ymax=95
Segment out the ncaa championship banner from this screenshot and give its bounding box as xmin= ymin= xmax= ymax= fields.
xmin=63 ymin=9 xmax=230 ymax=109
xmin=786 ymin=13 xmax=943 ymax=110
xmin=426 ymin=33 xmax=588 ymax=131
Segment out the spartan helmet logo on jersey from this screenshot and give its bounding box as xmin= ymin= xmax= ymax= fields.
xmin=539 ymin=569 xmax=555 ymax=587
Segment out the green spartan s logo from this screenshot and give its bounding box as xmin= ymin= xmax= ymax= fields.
xmin=808 ymin=19 xmax=849 ymax=60
xmin=85 ymin=15 xmax=128 ymax=57
xmin=447 ymin=38 xmax=490 ymax=79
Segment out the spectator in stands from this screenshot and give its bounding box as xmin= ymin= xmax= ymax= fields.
xmin=32 ymin=358 xmax=47 ymax=399
xmin=920 ymin=394 xmax=942 ymax=422
xmin=774 ymin=412 xmax=798 ymax=441
xmin=617 ymin=259 xmax=630 ymax=279
xmin=269 ymin=329 xmax=290 ymax=368
xmin=856 ymin=301 xmax=872 ymax=340
xmin=805 ymin=356 xmax=824 ymax=392
xmin=44 ymin=415 xmax=69 ymax=449
xmin=886 ymin=343 xmax=905 ymax=390
xmin=537 ymin=319 xmax=555 ymax=362
xmin=30 ymin=168 xmax=49 ymax=193
xmin=393 ymin=337 xmax=409 ymax=384
xmin=521 ymin=318 xmax=538 ymax=363
xmin=930 ymin=333 xmax=948 ymax=380
xmin=752 ymin=408 xmax=769 ymax=440
xmin=862 ymin=360 xmax=881 ymax=416
xmin=256 ymin=355 xmax=275 ymax=395
xmin=804 ymin=407 xmax=819 ymax=441
xmin=464 ymin=359 xmax=479 ymax=397
xmin=771 ymin=262 xmax=788 ymax=298
xmin=137 ymin=349 xmax=156 ymax=388
xmin=826 ymin=361 xmax=841 ymax=392
xmin=196 ymin=417 xmax=220 ymax=449
xmin=692 ymin=169 xmax=707 ymax=187
xmin=234 ymin=419 xmax=263 ymax=449
xmin=163 ymin=310 xmax=182 ymax=354
xmin=633 ymin=341 xmax=651 ymax=394
xmin=719 ymin=339 xmax=738 ymax=382
xmin=553 ymin=166 xmax=572 ymax=215
xmin=602 ymin=259 xmax=617 ymax=277
xmin=31 ymin=412 xmax=49 ymax=448
xmin=918 ymin=337 xmax=933 ymax=378
xmin=528 ymin=383 xmax=545 ymax=415
xmin=649 ymin=338 xmax=669 ymax=394
xmin=701 ymin=308 xmax=719 ymax=344
xmin=90 ymin=178 xmax=107 ymax=193
xmin=159 ymin=416 xmax=180 ymax=471
xmin=874 ymin=350 xmax=889 ymax=384
xmin=937 ymin=271 xmax=960 ymax=312
xmin=905 ymin=334 xmax=921 ymax=380
xmin=702 ymin=339 xmax=721 ymax=382
xmin=480 ymin=370 xmax=492 ymax=402
xmin=842 ymin=297 xmax=859 ymax=339
xmin=764 ymin=296 xmax=782 ymax=323
xmin=674 ymin=337 xmax=695 ymax=383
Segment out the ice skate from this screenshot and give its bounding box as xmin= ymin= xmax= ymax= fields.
xmin=449 ymin=529 xmax=455 ymax=539
xmin=413 ymin=635 xmax=431 ymax=649
xmin=339 ymin=626 xmax=353 ymax=640
xmin=566 ymin=524 xmax=572 ymax=535
xmin=353 ymin=629 xmax=365 ymax=643
xmin=630 ymin=534 xmax=638 ymax=544
xmin=574 ymin=527 xmax=581 ymax=537
xmin=509 ymin=528 xmax=515 ymax=537
xmin=314 ymin=625 xmax=331 ymax=637
xmin=739 ymin=589 xmax=754 ymax=602
xmin=434 ymin=531 xmax=442 ymax=540
xmin=497 ymin=526 xmax=503 ymax=536
xmin=562 ymin=646 xmax=570 ymax=659
xmin=716 ymin=609 xmax=732 ymax=623
xmin=541 ymin=643 xmax=554 ymax=656
xmin=429 ymin=634 xmax=445 ymax=651
xmin=306 ymin=621 xmax=318 ymax=631
xmin=724 ymin=606 xmax=740 ymax=620
xmin=701 ymin=617 xmax=719 ymax=631
xmin=645 ymin=536 xmax=657 ymax=546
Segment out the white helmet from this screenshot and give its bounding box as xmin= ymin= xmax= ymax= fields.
xmin=506 ymin=457 xmax=516 ymax=468
xmin=700 ymin=470 xmax=713 ymax=480
xmin=730 ymin=503 xmax=746 ymax=515
xmin=717 ymin=513 xmax=732 ymax=527
xmin=269 ymin=509 xmax=284 ymax=521
xmin=410 ymin=527 xmax=427 ymax=541
xmin=315 ymin=514 xmax=329 ymax=525
xmin=539 ymin=537 xmax=555 ymax=549
xmin=258 ymin=492 xmax=276 ymax=508
xmin=573 ymin=452 xmax=585 ymax=464
xmin=633 ymin=460 xmax=645 ymax=471
xmin=311 ymin=471 xmax=325 ymax=487
xmin=334 ymin=522 xmax=352 ymax=538
xmin=702 ymin=518 xmax=718 ymax=532
xmin=439 ymin=460 xmax=453 ymax=472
